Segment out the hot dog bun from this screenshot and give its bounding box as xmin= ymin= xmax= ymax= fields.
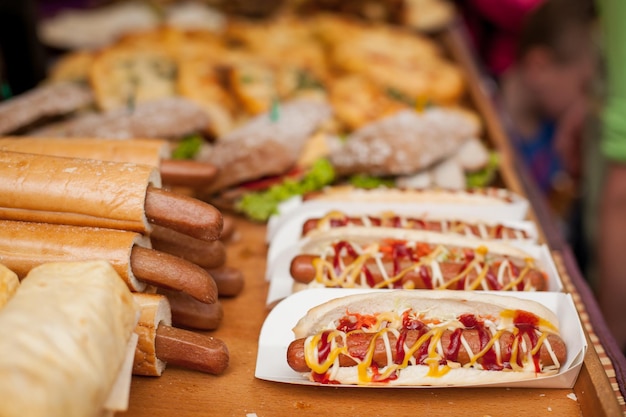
xmin=0 ymin=137 xmax=168 ymax=167
xmin=0 ymin=150 xmax=160 ymax=233
xmin=132 ymin=293 xmax=172 ymax=376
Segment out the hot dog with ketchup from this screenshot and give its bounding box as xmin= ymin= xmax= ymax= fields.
xmin=287 ymin=290 xmax=567 ymax=386
xmin=289 ymin=227 xmax=549 ymax=291
xmin=301 ymin=210 xmax=531 ymax=240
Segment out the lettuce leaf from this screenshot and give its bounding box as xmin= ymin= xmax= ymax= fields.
xmin=171 ymin=134 xmax=204 ymax=160
xmin=236 ymin=158 xmax=335 ymax=222
xmin=465 ymin=152 xmax=500 ymax=188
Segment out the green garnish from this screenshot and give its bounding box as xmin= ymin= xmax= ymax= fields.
xmin=171 ymin=134 xmax=204 ymax=160
xmin=466 ymin=151 xmax=500 ymax=188
xmin=236 ymin=158 xmax=335 ymax=222
xmin=348 ymin=174 xmax=395 ymax=189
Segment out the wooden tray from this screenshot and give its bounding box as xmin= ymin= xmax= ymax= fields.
xmin=120 ymin=22 xmax=625 ymax=417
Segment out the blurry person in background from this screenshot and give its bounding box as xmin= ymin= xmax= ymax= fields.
xmin=496 ymin=0 xmax=598 ymax=284
xmin=454 ymin=0 xmax=545 ymax=79
xmin=498 ymin=0 xmax=596 ymax=209
xmin=596 ymin=0 xmax=626 ymax=353
xmin=457 ymin=0 xmax=597 ymax=247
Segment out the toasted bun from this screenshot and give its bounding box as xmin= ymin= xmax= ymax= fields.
xmin=301 ymin=226 xmax=533 ymax=260
xmin=292 ymin=289 xmax=559 ymax=338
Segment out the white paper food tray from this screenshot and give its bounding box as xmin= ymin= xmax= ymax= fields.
xmin=265 ymin=233 xmax=563 ymax=306
xmin=266 ymin=202 xmax=539 ymax=268
xmin=255 ymin=288 xmax=586 ymax=389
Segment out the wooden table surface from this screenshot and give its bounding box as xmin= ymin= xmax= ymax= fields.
xmin=120 ymin=217 xmax=623 ymax=417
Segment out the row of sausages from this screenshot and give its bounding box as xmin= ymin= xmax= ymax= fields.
xmin=0 ymin=138 xmax=245 ymax=376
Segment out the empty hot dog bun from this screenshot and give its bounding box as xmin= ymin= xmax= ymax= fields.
xmin=288 ymin=290 xmax=566 ymax=386
xmin=291 ymin=227 xmax=548 ymax=291
xmin=0 ymin=264 xmax=19 ymax=309
xmin=0 ymin=150 xmax=160 ymax=233
xmin=0 ymin=260 xmax=140 ymax=417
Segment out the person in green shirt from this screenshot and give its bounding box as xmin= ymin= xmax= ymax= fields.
xmin=597 ymin=0 xmax=626 ymax=353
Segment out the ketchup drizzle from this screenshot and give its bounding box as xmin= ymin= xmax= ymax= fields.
xmin=419 ymin=265 xmax=433 ymax=289
xmin=459 ymin=314 xmax=503 ymax=370
xmin=444 ymin=328 xmax=463 ymax=362
xmin=485 ymin=266 xmax=503 ymax=290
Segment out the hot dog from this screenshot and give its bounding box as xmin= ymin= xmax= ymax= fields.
xmin=206 ymin=265 xmax=245 ymax=297
xmin=157 ymin=287 xmax=224 ymax=330
xmin=0 ymin=150 xmax=223 ymax=240
xmin=286 ymin=290 xmax=567 ymax=385
xmin=0 ymin=220 xmax=218 ymax=304
xmin=150 ymin=224 xmax=227 ymax=269
xmin=132 ymin=293 xmax=229 ymax=376
xmin=0 ymin=137 xmax=219 ymax=188
xmin=301 ymin=211 xmax=530 ymax=240
xmin=289 ymin=227 xmax=548 ymax=291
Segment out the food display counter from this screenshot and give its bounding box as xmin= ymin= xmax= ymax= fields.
xmin=120 ymin=23 xmax=626 ymax=417
xmin=1 ymin=4 xmax=625 ymax=416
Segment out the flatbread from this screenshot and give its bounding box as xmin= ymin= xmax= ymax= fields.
xmin=0 ymin=260 xmax=139 ymax=417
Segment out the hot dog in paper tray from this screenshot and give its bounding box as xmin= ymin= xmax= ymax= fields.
xmin=266 ymin=186 xmax=531 ymax=243
xmin=265 ymin=226 xmax=562 ymax=305
xmin=278 ymin=289 xmax=584 ymax=387
xmin=266 ymin=207 xmax=538 ymax=269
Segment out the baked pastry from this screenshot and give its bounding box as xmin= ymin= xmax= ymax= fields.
xmin=328 ymin=107 xmax=479 ymax=176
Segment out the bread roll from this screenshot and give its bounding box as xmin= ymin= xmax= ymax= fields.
xmin=132 ymin=293 xmax=172 ymax=376
xmin=0 ymin=150 xmax=160 ymax=232
xmin=0 ymin=260 xmax=139 ymax=417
